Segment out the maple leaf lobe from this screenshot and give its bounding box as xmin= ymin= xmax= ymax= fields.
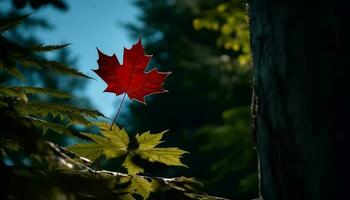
xmin=94 ymin=38 xmax=170 ymax=104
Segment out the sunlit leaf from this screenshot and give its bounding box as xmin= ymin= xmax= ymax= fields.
xmin=122 ymin=154 xmax=144 ymax=175
xmin=129 ymin=176 xmax=153 ymax=199
xmin=68 ymin=124 xmax=130 ymax=161
xmin=135 ymin=147 xmax=188 ymax=167
xmin=68 ymin=143 xmax=104 ymax=162
xmin=135 ymin=130 xmax=166 ymax=148
xmin=94 ymin=38 xmax=170 ymax=104
xmin=133 ymin=130 xmax=188 ymax=167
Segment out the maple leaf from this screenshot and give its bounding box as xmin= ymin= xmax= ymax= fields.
xmin=134 ymin=131 xmax=188 ymax=167
xmin=118 ymin=176 xmax=154 ymax=200
xmin=68 ymin=122 xmax=129 ymax=161
xmin=128 ymin=176 xmax=153 ymax=199
xmin=68 ymin=122 xmax=188 ymax=175
xmin=94 ymin=38 xmax=171 ymax=104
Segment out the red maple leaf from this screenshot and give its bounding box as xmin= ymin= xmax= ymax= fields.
xmin=93 ymin=38 xmax=170 ymax=104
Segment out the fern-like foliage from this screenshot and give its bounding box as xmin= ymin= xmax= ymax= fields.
xmin=27 ymin=43 xmax=70 ymax=52
xmin=0 ymin=86 xmax=71 ymax=100
xmin=0 ymin=15 xmax=90 ymax=80
xmin=0 ymin=13 xmax=30 ymax=32
xmin=15 ymin=102 xmax=103 ymax=126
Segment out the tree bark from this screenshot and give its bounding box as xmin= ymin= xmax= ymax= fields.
xmin=248 ymin=1 xmax=350 ymax=199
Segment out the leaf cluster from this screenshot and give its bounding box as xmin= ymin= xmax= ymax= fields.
xmin=69 ymin=122 xmax=188 ymax=175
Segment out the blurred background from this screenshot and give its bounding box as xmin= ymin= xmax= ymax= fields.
xmin=0 ymin=0 xmax=257 ymax=199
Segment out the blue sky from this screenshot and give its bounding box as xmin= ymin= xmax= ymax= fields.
xmin=3 ymin=0 xmax=141 ymax=118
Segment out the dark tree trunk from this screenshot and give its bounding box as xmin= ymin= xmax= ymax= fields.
xmin=248 ymin=1 xmax=350 ymax=199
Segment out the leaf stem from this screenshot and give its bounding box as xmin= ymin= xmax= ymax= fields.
xmin=110 ymin=93 xmax=127 ymax=130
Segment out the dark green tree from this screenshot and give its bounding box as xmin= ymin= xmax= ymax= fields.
xmin=1 ymin=0 xmax=93 ymax=146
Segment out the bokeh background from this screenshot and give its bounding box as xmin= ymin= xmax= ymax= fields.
xmin=0 ymin=0 xmax=257 ymax=199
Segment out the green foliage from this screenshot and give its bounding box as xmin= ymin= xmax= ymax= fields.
xmin=27 ymin=43 xmax=70 ymax=52
xmin=192 ymin=7 xmax=257 ymax=198
xmin=124 ymin=176 xmax=154 ymax=199
xmin=193 ymin=0 xmax=251 ymax=68
xmin=68 ymin=123 xmax=129 ymax=161
xmin=0 ymin=15 xmax=89 ymax=80
xmin=69 ymin=122 xmax=188 ymax=175
xmin=0 ymin=14 xmax=222 ymax=200
xmin=128 ymin=0 xmax=252 ymax=137
xmin=134 ymin=131 xmax=188 ymax=167
xmin=15 ymin=102 xmax=103 ymax=126
xmin=0 ymin=13 xmax=30 ymax=32
xmin=128 ymin=0 xmax=257 ymax=199
xmin=0 ymin=86 xmax=71 ymax=100
xmin=0 ymin=14 xmax=104 ymax=154
xmin=195 ymin=107 xmax=258 ymax=197
xmin=23 ymin=116 xmax=73 ymax=135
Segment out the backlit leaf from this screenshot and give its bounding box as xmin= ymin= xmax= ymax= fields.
xmin=129 ymin=176 xmax=153 ymax=199
xmin=94 ymin=38 xmax=170 ymax=104
xmin=135 ymin=147 xmax=188 ymax=167
xmin=122 ymin=154 xmax=144 ymax=175
xmin=134 ymin=131 xmax=188 ymax=167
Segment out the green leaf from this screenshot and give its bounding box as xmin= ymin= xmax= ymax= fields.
xmin=129 ymin=176 xmax=153 ymax=199
xmin=80 ymin=132 xmax=111 ymax=144
xmin=15 ymin=102 xmax=103 ymax=126
xmin=96 ymin=122 xmax=129 ymax=149
xmin=135 ymin=147 xmax=188 ymax=167
xmin=22 ymin=116 xmax=73 ymax=135
xmin=121 ymin=130 xmax=188 ymax=174
xmin=119 ymin=194 xmax=135 ymax=200
xmin=27 ymin=44 xmax=70 ymax=52
xmin=69 ymin=123 xmax=188 ymax=176
xmin=134 ymin=131 xmax=188 ymax=167
xmin=68 ymin=122 xmax=130 ymax=162
xmin=80 ymin=132 xmax=128 ymax=158
xmin=0 ymin=86 xmax=71 ymax=99
xmin=117 ymin=176 xmax=153 ymax=200
xmin=16 ymin=57 xmax=91 ymax=78
xmin=68 ymin=143 xmax=104 ymax=162
xmin=135 ymin=130 xmax=166 ymax=148
xmin=122 ymin=154 xmax=144 ymax=175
